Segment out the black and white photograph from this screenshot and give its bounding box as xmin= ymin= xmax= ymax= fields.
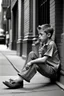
xmin=0 ymin=0 xmax=64 ymax=96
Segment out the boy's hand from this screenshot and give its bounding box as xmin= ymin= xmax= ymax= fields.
xmin=26 ymin=61 xmax=33 ymax=69
xmin=27 ymin=61 xmax=32 ymax=66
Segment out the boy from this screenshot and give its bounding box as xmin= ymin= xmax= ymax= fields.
xmin=3 ymin=24 xmax=60 ymax=89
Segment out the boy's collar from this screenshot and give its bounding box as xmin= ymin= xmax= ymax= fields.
xmin=43 ymin=39 xmax=52 ymax=46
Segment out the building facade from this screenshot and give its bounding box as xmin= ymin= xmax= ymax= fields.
xmin=7 ymin=0 xmax=64 ymax=85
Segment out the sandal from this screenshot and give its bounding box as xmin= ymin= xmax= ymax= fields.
xmin=3 ymin=80 xmax=23 ymax=89
xmin=9 ymin=79 xmax=14 ymax=82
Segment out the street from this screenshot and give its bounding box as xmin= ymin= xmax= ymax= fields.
xmin=0 ymin=44 xmax=64 ymax=96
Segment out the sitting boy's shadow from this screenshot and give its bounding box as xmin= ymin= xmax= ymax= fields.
xmin=4 ymin=82 xmax=55 ymax=92
xmin=23 ymin=82 xmax=55 ymax=91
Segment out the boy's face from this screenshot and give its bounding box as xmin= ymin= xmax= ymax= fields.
xmin=38 ymin=29 xmax=48 ymax=43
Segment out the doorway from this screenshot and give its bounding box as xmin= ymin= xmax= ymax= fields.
xmin=37 ymin=0 xmax=50 ymax=25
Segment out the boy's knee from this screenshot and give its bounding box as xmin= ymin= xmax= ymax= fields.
xmin=29 ymin=51 xmax=35 ymax=55
xmin=29 ymin=51 xmax=38 ymax=59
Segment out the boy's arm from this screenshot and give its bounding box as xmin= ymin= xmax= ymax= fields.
xmin=27 ymin=56 xmax=48 ymax=67
xmin=31 ymin=56 xmax=48 ymax=64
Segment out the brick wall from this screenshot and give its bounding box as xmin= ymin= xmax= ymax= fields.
xmin=22 ymin=0 xmax=33 ymax=58
xmin=50 ymin=0 xmax=64 ymax=84
xmin=50 ymin=0 xmax=63 ymax=56
xmin=50 ymin=0 xmax=55 ymax=40
xmin=50 ymin=0 xmax=63 ymax=44
xmin=54 ymin=1 xmax=63 ymax=69
xmin=55 ymin=0 xmax=64 ymax=84
xmin=55 ymin=0 xmax=63 ymax=44
xmin=60 ymin=0 xmax=64 ymax=75
xmin=24 ymin=0 xmax=29 ymax=36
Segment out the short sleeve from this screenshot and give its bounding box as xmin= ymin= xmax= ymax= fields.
xmin=44 ymin=43 xmax=54 ymax=57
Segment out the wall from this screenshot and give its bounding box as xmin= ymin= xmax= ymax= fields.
xmin=59 ymin=0 xmax=64 ymax=84
xmin=50 ymin=0 xmax=55 ymax=40
xmin=24 ymin=0 xmax=29 ymax=36
xmin=22 ymin=0 xmax=33 ymax=58
xmin=50 ymin=0 xmax=64 ymax=84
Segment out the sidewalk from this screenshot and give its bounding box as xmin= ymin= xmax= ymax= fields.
xmin=0 ymin=45 xmax=64 ymax=96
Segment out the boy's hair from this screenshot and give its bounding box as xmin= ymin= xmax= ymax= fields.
xmin=37 ymin=24 xmax=54 ymax=38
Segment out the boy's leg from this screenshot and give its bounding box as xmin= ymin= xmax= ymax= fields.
xmin=22 ymin=51 xmax=38 ymax=71
xmin=18 ymin=51 xmax=38 ymax=82
xmin=37 ymin=63 xmax=57 ymax=80
xmin=19 ymin=64 xmax=38 ymax=82
xmin=19 ymin=62 xmax=57 ymax=82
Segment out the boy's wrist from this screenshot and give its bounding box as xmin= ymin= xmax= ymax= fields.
xmin=31 ymin=60 xmax=36 ymax=65
xmin=31 ymin=60 xmax=34 ymax=64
